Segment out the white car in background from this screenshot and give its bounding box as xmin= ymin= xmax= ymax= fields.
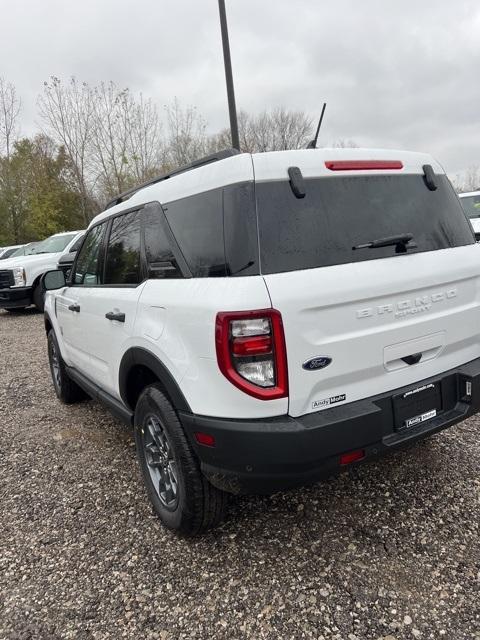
xmin=459 ymin=191 xmax=480 ymax=239
xmin=0 ymin=231 xmax=84 ymax=312
xmin=0 ymin=244 xmax=25 ymax=260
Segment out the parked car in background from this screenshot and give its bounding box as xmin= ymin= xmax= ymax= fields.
xmin=43 ymin=147 xmax=480 ymax=536
xmin=459 ymin=191 xmax=480 ymax=240
xmin=0 ymin=231 xmax=84 ymax=312
xmin=0 ymin=245 xmax=25 ymax=260
xmin=9 ymin=242 xmax=40 ymax=258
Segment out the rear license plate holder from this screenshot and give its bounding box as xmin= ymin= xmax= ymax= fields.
xmin=393 ymin=381 xmax=442 ymax=432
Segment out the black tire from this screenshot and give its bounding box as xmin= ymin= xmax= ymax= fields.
xmin=5 ymin=307 xmax=27 ymax=313
xmin=33 ymin=282 xmax=45 ymax=312
xmin=47 ymin=329 xmax=86 ymax=404
xmin=135 ymin=384 xmax=227 ymax=536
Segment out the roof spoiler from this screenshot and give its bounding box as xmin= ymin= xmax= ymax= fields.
xmin=105 ymin=148 xmax=241 ymax=210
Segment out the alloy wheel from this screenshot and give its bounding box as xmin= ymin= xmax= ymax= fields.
xmin=49 ymin=339 xmax=62 ymax=392
xmin=143 ymin=415 xmax=179 ymax=511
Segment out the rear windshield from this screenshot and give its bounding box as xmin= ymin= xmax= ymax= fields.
xmin=256 ymin=174 xmax=474 ymax=274
xmin=460 ymin=194 xmax=480 ymax=219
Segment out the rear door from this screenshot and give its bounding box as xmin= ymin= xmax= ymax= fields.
xmin=254 ymin=159 xmax=480 ymax=418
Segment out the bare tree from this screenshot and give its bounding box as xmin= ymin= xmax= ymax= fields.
xmin=0 ymin=78 xmax=22 ymax=241
xmin=208 ymin=108 xmax=314 ymax=154
xmin=330 ymin=139 xmax=359 ymax=148
xmin=0 ymin=78 xmax=21 ymax=159
xmin=127 ymin=94 xmax=164 ymax=183
xmin=90 ymin=82 xmax=131 ymax=198
xmin=463 ymin=165 xmax=480 ymax=192
xmin=164 ymin=98 xmax=210 ymax=167
xmin=449 ymin=165 xmax=480 ymax=194
xmin=231 ymin=108 xmax=313 ymax=153
xmin=38 ymin=76 xmax=95 ymax=224
xmin=89 ymin=82 xmax=165 ymax=202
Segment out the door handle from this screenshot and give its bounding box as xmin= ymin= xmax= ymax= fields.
xmin=105 ymin=311 xmax=126 ymax=323
xmin=68 ymin=303 xmax=80 ymax=313
xmin=401 ymin=353 xmax=423 ymax=366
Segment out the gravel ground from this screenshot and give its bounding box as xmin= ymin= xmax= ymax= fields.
xmin=0 ymin=309 xmax=479 ymax=640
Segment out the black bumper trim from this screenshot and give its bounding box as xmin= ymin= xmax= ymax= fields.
xmin=0 ymin=286 xmax=32 ymax=309
xmin=180 ymin=358 xmax=480 ymax=494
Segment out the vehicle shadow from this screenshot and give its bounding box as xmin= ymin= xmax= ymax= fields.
xmin=0 ymin=306 xmax=43 ymax=317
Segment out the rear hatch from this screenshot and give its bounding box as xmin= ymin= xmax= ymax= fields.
xmin=253 ymin=150 xmax=480 ymax=418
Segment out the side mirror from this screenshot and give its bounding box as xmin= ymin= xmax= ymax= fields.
xmin=43 ymin=269 xmax=66 ymax=291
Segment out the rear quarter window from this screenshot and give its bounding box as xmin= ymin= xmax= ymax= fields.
xmin=163 ymin=189 xmax=227 ymax=277
xmin=256 ymin=174 xmax=474 ymax=274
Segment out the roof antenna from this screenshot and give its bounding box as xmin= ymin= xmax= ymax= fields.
xmin=307 ymin=103 xmax=327 ymax=149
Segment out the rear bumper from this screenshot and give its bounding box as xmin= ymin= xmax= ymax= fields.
xmin=180 ymin=358 xmax=480 ymax=494
xmin=0 ymin=286 xmax=32 ymax=309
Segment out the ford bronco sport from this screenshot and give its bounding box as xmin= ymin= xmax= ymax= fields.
xmin=43 ymin=148 xmax=480 ymax=535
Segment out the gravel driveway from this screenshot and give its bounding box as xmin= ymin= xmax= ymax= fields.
xmin=0 ymin=309 xmax=479 ymax=640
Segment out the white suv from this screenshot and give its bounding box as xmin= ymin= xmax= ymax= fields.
xmin=0 ymin=231 xmax=84 ymax=312
xmin=43 ymin=148 xmax=480 ymax=535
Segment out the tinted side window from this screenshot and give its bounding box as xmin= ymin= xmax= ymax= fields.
xmin=223 ymin=182 xmax=259 ymax=276
xmin=74 ymin=224 xmax=106 ymax=285
xmin=104 ymin=211 xmax=142 ymax=285
xmin=144 ymin=204 xmax=182 ymax=279
xmin=164 ymin=189 xmax=227 ymax=277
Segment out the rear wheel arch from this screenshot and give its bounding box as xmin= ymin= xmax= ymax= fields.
xmin=119 ymin=348 xmax=191 ymax=414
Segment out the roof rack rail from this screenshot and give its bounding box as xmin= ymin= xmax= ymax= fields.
xmin=105 ymin=148 xmax=240 ymax=210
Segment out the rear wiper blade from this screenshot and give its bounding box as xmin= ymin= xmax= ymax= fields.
xmin=353 ymin=233 xmax=415 ymax=253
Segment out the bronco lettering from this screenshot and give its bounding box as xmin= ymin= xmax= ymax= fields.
xmin=357 ymin=289 xmax=457 ymax=320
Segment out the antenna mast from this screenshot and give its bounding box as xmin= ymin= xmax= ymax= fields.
xmin=307 ymin=103 xmax=327 ymax=149
xmin=218 ymin=0 xmax=240 ymax=151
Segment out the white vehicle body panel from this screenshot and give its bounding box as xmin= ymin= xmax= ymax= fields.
xmin=263 ymin=246 xmax=480 ymax=417
xmin=50 ymin=275 xmax=283 ymax=419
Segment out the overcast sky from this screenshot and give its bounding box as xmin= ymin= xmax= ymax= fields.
xmin=1 ymin=0 xmax=479 ymax=175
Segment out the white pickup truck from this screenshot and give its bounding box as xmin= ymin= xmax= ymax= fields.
xmin=0 ymin=230 xmax=84 ymax=312
xmin=459 ymin=191 xmax=480 ymax=240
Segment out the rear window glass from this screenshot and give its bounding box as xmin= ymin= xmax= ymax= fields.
xmin=164 ymin=190 xmax=227 ymax=277
xmin=460 ymin=194 xmax=480 ymax=219
xmin=223 ymin=182 xmax=259 ymax=276
xmin=144 ymin=204 xmax=183 ymax=279
xmin=256 ymin=174 xmax=474 ymax=274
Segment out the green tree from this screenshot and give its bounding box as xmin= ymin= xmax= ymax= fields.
xmin=0 ymin=135 xmax=84 ymax=245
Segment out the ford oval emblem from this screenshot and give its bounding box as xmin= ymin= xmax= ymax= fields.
xmin=302 ymin=356 xmax=332 ymax=371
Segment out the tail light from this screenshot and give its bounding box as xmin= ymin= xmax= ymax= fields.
xmin=325 ymin=160 xmax=403 ymax=171
xmin=340 ymin=449 xmax=366 ymax=466
xmin=215 ymin=309 xmax=288 ymax=400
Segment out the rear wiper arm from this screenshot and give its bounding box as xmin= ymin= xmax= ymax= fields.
xmin=353 ymin=233 xmax=415 ymax=253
